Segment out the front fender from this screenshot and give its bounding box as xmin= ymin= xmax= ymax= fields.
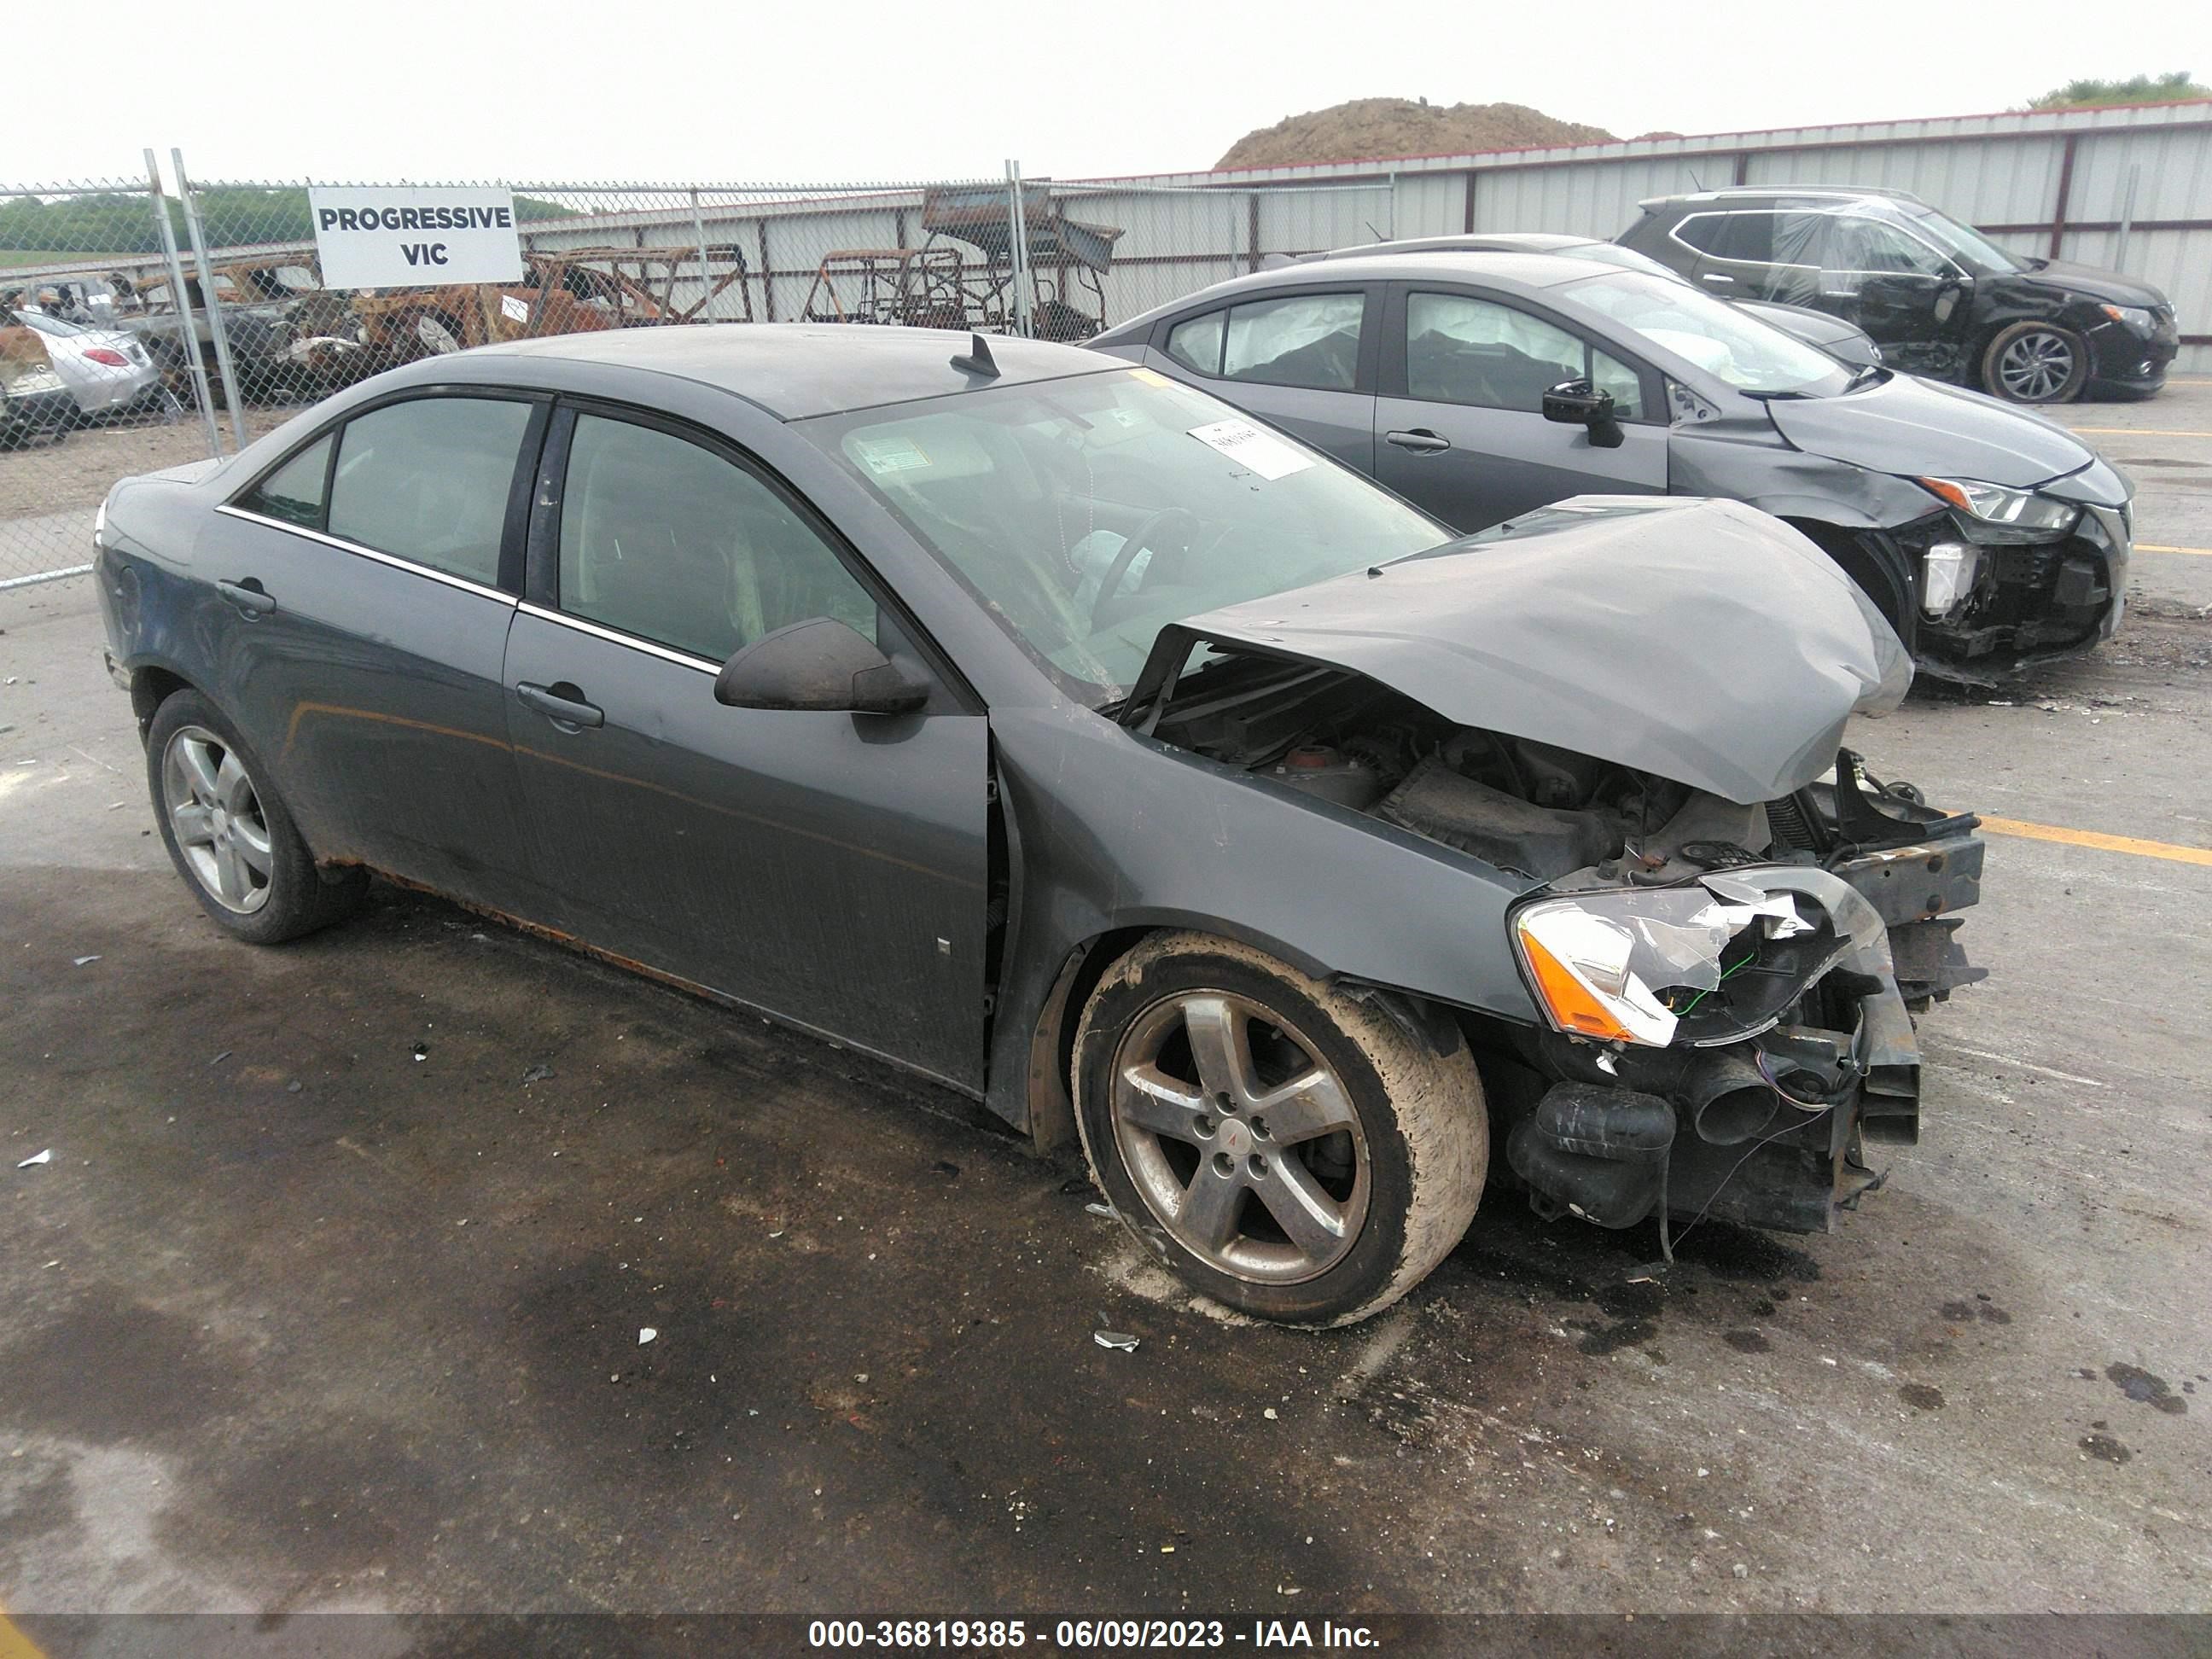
xmin=981 ymin=705 xmax=1541 ymax=1135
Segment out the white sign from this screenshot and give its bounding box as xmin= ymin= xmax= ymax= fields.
xmin=1186 ymin=418 xmax=1315 ymax=481
xmin=309 ymin=186 xmax=523 ymax=290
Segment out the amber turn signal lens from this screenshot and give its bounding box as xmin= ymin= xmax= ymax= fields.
xmin=1516 ymin=922 xmax=1636 ymax=1044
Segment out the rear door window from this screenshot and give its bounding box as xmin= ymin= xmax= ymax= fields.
xmin=1165 ymin=294 xmax=1366 ymax=392
xmin=556 ymin=412 xmax=876 ymax=664
xmin=1671 ymin=213 xmax=1727 ymax=255
xmin=1222 ymin=293 xmax=1364 ymax=391
xmin=1706 ymin=212 xmax=1777 ymax=263
xmin=326 ymin=397 xmax=533 ymax=586
xmin=1676 ymin=212 xmax=1780 ymax=260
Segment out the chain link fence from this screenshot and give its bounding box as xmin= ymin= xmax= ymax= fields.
xmin=0 ymin=159 xmax=1385 ymax=588
xmin=2 ymin=167 xmax=212 ymax=590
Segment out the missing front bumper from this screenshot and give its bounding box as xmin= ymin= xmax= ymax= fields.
xmin=1507 ymin=860 xmax=1927 ymax=1236
xmin=1913 ymin=504 xmax=2130 ymax=680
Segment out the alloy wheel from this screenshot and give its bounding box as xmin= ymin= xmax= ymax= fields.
xmin=1109 ymin=990 xmax=1370 ymax=1284
xmin=162 ymin=725 xmax=274 ymax=914
xmin=1997 ymin=329 xmax=2075 ymax=401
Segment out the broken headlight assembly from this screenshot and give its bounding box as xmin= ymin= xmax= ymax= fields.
xmin=1511 ymin=876 xmax=1849 ymax=1051
xmin=1920 ymin=540 xmax=1980 ymax=619
xmin=1915 ymin=476 xmax=2078 ymax=534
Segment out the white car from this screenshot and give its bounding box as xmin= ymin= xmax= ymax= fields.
xmin=10 ymin=308 xmax=168 ymax=422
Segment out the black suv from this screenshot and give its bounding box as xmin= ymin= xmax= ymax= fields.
xmin=1616 ymin=187 xmax=2178 ymax=403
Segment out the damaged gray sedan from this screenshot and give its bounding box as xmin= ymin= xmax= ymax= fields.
xmin=95 ymin=325 xmax=1985 ymax=1326
xmin=1090 ymin=252 xmax=2134 ymax=684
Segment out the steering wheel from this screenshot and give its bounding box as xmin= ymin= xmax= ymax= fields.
xmin=1089 ymin=508 xmax=1197 ymax=630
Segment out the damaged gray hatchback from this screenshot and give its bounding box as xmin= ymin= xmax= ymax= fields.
xmin=96 ymin=325 xmax=1986 ymax=1326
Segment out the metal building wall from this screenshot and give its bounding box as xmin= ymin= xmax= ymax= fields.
xmin=1126 ymin=100 xmax=2212 ymax=371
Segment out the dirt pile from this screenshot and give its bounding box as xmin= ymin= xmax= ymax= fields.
xmin=1216 ymin=98 xmax=1616 ymax=170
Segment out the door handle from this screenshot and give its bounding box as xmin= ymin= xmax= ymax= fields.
xmin=1385 ymin=428 xmax=1452 ymax=454
xmin=216 ymin=579 xmax=275 ymax=617
xmin=515 ymin=681 xmax=604 ymax=730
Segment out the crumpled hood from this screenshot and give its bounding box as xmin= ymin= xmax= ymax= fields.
xmin=1765 ymin=372 xmax=2094 ymax=488
xmin=1132 ymin=497 xmax=1908 ymax=806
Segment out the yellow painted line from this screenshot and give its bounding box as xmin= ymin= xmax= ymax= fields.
xmin=0 ymin=1603 xmax=45 ymax=1659
xmin=2138 ymin=542 xmax=2212 ymax=556
xmin=1981 ymin=816 xmax=2212 ymax=868
xmin=2066 ymin=426 xmax=2212 ymax=438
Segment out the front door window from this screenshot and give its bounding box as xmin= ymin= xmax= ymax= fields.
xmin=1405 ymin=292 xmax=1643 ymax=417
xmin=556 ymin=412 xmax=877 ymax=661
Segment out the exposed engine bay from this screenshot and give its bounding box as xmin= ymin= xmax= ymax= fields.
xmin=1144 ymin=649 xmax=1988 ymax=1239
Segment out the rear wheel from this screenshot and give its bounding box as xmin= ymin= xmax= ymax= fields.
xmin=1982 ymin=321 xmax=2087 ymax=404
xmin=1073 ymin=932 xmax=1487 ymax=1326
xmin=147 ymin=690 xmax=364 ymax=944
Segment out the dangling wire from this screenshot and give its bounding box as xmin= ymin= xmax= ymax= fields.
xmin=1662 ymin=1105 xmax=1837 ymax=1260
xmin=1755 ymin=1049 xmax=1837 ymax=1111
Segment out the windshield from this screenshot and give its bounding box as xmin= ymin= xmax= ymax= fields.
xmin=1568 ymin=271 xmax=1853 ymax=396
xmin=1899 ymin=203 xmax=2022 ymax=274
xmin=803 ymin=368 xmax=1447 ymax=699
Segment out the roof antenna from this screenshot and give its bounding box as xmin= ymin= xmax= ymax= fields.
xmin=1688 ymin=166 xmax=1706 ymax=192
xmin=950 ymin=331 xmax=1000 ymax=378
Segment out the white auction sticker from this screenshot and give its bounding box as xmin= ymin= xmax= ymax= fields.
xmin=852 ymin=436 xmax=933 ymax=475
xmin=1186 ymin=419 xmax=1314 ymax=480
xmin=500 ymin=293 xmax=531 ymax=324
xmin=309 ymin=186 xmax=524 ymax=290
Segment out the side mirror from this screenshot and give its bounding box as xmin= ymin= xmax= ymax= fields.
xmin=713 ymin=617 xmax=929 ymax=715
xmin=1541 ymin=378 xmax=1624 ymax=449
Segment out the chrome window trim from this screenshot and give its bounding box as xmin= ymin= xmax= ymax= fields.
xmin=515 ymin=601 xmax=721 ymax=677
xmin=214 ymin=504 xmax=515 ymax=605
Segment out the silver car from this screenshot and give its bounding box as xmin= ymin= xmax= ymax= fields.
xmin=1283 ymin=232 xmax=1883 ymax=370
xmin=11 ymin=308 xmax=167 ymax=422
xmin=1088 ymin=250 xmax=2134 ymax=683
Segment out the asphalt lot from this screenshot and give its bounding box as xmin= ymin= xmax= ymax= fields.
xmin=0 ymin=380 xmax=2208 ymax=1639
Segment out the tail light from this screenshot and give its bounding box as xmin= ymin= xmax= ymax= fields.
xmin=84 ymin=347 xmax=131 ymax=368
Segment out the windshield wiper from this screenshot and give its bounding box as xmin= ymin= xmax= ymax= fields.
xmin=1741 ymin=388 xmax=1819 ymax=401
xmin=1842 ymin=363 xmax=1885 ymax=393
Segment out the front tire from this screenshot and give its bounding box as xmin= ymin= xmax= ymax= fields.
xmin=147 ymin=689 xmax=364 ymax=944
xmin=1982 ymin=321 xmax=2088 ymax=404
xmin=1073 ymin=932 xmax=1487 ymax=1326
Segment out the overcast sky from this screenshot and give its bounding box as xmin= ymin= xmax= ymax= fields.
xmin=27 ymin=1 xmax=2212 ymax=189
